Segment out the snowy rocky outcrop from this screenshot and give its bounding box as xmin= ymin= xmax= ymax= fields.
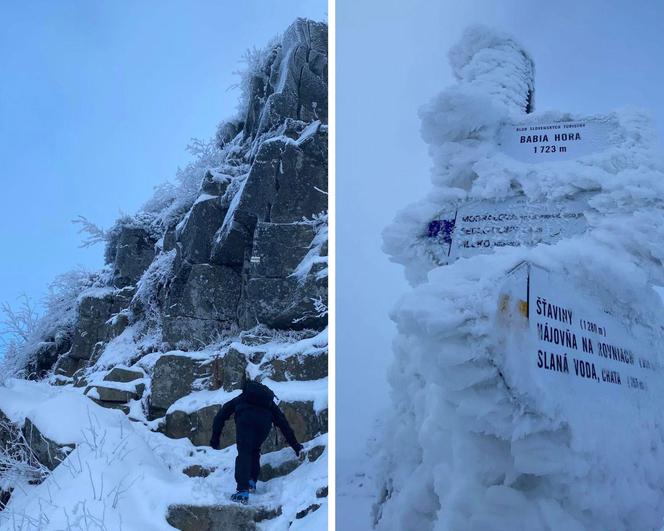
xmin=0 ymin=18 xmax=327 ymax=530
xmin=377 ymin=26 xmax=664 ymax=531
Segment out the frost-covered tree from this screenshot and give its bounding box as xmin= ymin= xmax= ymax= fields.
xmin=0 ymin=297 xmax=38 ymax=345
xmin=0 ymin=417 xmax=48 ymax=503
xmin=0 ymin=270 xmax=95 ymax=380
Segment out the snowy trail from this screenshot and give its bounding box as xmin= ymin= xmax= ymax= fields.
xmin=0 ymin=379 xmax=328 ymax=530
xmin=337 ymin=456 xmax=376 ymax=531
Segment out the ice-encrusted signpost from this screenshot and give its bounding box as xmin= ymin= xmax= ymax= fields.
xmin=378 ymin=26 xmax=664 ymax=531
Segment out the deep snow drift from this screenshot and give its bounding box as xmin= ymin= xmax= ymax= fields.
xmin=377 ymin=25 xmax=664 ymax=531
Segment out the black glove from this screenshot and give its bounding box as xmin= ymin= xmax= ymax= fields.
xmin=293 ymin=443 xmax=303 ymax=457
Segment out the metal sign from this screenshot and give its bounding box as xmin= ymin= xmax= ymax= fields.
xmin=498 ymin=119 xmax=619 ymax=163
xmin=498 ymin=263 xmax=661 ymax=405
xmin=425 ymin=195 xmax=588 ymax=265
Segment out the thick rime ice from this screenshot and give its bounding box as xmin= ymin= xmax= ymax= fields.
xmin=378 ymin=25 xmax=664 ymax=531
xmin=448 ymin=25 xmax=535 ymax=115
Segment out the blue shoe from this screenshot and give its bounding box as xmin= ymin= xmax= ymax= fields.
xmin=248 ymin=480 xmax=257 ymax=493
xmin=230 ymin=491 xmax=249 ymax=505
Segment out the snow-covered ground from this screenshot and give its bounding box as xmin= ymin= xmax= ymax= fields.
xmin=0 ymin=378 xmax=327 ymax=530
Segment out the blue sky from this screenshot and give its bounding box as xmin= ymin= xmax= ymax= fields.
xmin=336 ymin=0 xmax=664 ymax=476
xmin=0 ymin=0 xmax=326 ymax=324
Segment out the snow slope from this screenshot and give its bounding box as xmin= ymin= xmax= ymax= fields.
xmin=0 ymin=378 xmax=327 ymax=530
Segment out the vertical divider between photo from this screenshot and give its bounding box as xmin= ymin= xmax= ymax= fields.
xmin=327 ymin=0 xmax=337 ymax=529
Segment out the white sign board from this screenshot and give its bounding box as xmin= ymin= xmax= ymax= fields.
xmin=425 ymin=195 xmax=588 ymax=265
xmin=498 ymin=119 xmax=618 ymax=163
xmin=498 ymin=263 xmax=660 ymax=407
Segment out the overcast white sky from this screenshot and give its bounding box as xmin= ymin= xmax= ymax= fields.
xmin=336 ymin=0 xmax=664 ymax=485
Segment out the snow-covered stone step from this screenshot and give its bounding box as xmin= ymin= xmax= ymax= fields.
xmin=166 ymin=503 xmax=281 ymax=531
xmin=179 ymin=440 xmax=325 ymax=481
xmin=260 ymin=443 xmax=325 ymax=481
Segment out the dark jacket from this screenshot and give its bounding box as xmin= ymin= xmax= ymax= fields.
xmin=210 ymin=393 xmax=301 ymax=452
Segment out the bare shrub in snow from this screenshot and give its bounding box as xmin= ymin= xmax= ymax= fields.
xmin=0 ymin=270 xmax=95 ymax=381
xmin=232 ymin=39 xmax=280 ymax=118
xmin=0 ymin=297 xmax=38 ymax=345
xmin=44 ymin=269 xmax=96 ymax=331
xmin=102 ymin=212 xmax=162 ymax=264
xmin=142 ymin=138 xmax=227 ymax=231
xmin=0 ymin=418 xmax=48 ymax=498
xmin=291 ymin=211 xmax=328 ymax=282
xmin=312 ymin=296 xmax=328 ymax=318
xmin=0 ymin=297 xmax=40 ymax=382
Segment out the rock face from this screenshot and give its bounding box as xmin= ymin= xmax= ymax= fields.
xmin=162 ymin=404 xmax=233 ymax=448
xmin=205 ymin=348 xmax=248 ymax=391
xmin=53 ymin=354 xmax=84 ymax=379
xmin=86 ymin=384 xmax=143 ymax=403
xmin=139 ymin=23 xmax=327 ymax=345
xmin=276 ymin=401 xmax=327 ymax=451
xmin=26 ymin=335 xmax=71 ymax=379
xmin=243 ymin=220 xmax=327 ymax=330
xmin=141 ymin=21 xmax=327 ymax=348
xmin=14 ymin=16 xmax=328 ymax=373
xmin=163 ymin=263 xmax=242 ymax=347
xmin=110 ymin=227 xmax=156 ymax=288
xmin=234 ymin=128 xmax=327 ymax=225
xmin=177 ymin=195 xmax=226 ymax=264
xmin=51 ymin=287 xmax=134 ymax=379
xmin=249 ymin=223 xmax=315 ymax=276
xmin=158 ymin=21 xmax=328 ymax=346
xmin=68 ymin=288 xmax=134 ymax=362
xmin=21 ymin=418 xmax=74 ymax=471
xmin=104 ymin=366 xmax=144 ymax=383
xmin=149 ymin=354 xmax=208 ymax=418
xmin=260 ymin=353 xmax=327 ymax=381
xmin=252 ymin=19 xmax=328 ymax=135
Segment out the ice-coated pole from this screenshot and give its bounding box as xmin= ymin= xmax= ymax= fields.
xmin=448 ymin=25 xmax=535 ymax=114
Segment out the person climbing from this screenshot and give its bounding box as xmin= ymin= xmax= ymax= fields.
xmin=209 ymin=379 xmax=303 ymax=504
